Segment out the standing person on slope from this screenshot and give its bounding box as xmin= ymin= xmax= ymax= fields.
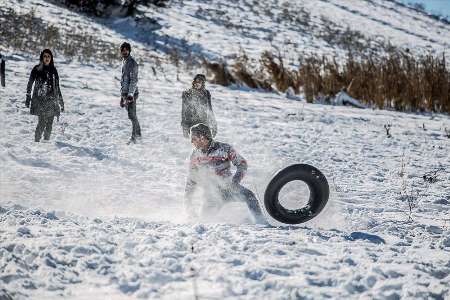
xmin=184 ymin=123 xmax=265 ymax=224
xmin=181 ymin=74 xmax=217 ymax=139
xmin=26 ymin=49 xmax=64 ymax=142
xmin=119 ymin=42 xmax=141 ymax=144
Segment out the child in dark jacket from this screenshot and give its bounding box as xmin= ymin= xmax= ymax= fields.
xmin=181 ymin=74 xmax=217 ymax=138
xmin=26 ymin=49 xmax=64 ymax=142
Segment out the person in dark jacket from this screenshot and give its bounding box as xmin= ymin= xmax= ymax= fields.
xmin=119 ymin=42 xmax=141 ymax=144
xmin=26 ymin=49 xmax=64 ymax=142
xmin=1 ymin=53 xmax=5 ymax=87
xmin=185 ymin=123 xmax=265 ymax=224
xmin=181 ymin=74 xmax=217 ymax=138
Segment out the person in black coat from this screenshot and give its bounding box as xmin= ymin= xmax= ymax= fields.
xmin=26 ymin=49 xmax=64 ymax=142
xmin=181 ymin=74 xmax=217 ymax=138
xmin=0 ymin=53 xmax=5 ymax=87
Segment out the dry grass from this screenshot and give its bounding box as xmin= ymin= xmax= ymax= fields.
xmin=261 ymin=51 xmax=301 ymax=94
xmin=0 ymin=8 xmax=118 ymax=64
xmin=204 ymin=49 xmax=450 ymax=113
xmin=233 ymin=54 xmax=272 ymax=91
xmin=203 ymin=59 xmax=235 ymax=86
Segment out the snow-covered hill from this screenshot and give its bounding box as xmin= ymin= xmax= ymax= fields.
xmin=1 ymin=0 xmax=450 ymax=299
xmin=3 ymin=0 xmax=450 ymax=66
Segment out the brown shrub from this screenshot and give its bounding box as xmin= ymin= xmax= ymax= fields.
xmin=202 ymin=49 xmax=449 ymax=113
xmin=0 ymin=8 xmax=118 ymax=64
xmin=298 ymin=50 xmax=450 ymax=112
xmin=261 ymin=51 xmax=301 ymax=94
xmin=233 ymin=54 xmax=272 ymax=90
xmin=203 ymin=59 xmax=235 ymax=86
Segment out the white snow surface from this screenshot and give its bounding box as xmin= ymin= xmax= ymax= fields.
xmin=1 ymin=0 xmax=450 ymax=299
xmin=3 ymin=0 xmax=450 ymax=65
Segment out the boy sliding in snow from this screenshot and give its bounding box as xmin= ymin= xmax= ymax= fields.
xmin=185 ymin=123 xmax=265 ymax=224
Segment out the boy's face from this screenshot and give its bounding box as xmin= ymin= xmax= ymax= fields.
xmin=193 ymin=79 xmax=203 ymax=90
xmin=43 ymin=53 xmax=51 ymax=66
xmin=191 ymin=134 xmax=209 ymax=150
xmin=121 ymin=48 xmax=130 ymax=59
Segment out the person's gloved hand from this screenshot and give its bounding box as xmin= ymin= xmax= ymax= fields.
xmin=60 ymin=106 xmax=65 ymax=113
xmin=25 ymin=94 xmax=31 ymax=108
xmin=126 ymin=95 xmax=134 ymax=104
xmin=120 ymin=97 xmax=125 ymax=108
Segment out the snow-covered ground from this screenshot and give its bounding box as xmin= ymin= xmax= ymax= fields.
xmin=1 ymin=53 xmax=449 ymax=300
xmin=1 ymin=0 xmax=450 ymax=299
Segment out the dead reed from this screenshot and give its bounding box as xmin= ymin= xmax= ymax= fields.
xmin=205 ymin=49 xmax=450 ymax=113
xmin=0 ymin=8 xmax=118 ymax=64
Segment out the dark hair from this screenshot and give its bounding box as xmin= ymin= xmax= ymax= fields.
xmin=39 ymin=49 xmax=54 ymax=67
xmin=190 ymin=123 xmax=212 ymax=140
xmin=193 ymin=74 xmax=206 ymax=82
xmin=120 ymin=42 xmax=131 ymax=52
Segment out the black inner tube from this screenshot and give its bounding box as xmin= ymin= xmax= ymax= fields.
xmin=263 ymin=164 xmax=329 ymax=224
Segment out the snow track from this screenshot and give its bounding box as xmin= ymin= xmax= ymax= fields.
xmin=1 ymin=204 xmax=450 ymax=299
